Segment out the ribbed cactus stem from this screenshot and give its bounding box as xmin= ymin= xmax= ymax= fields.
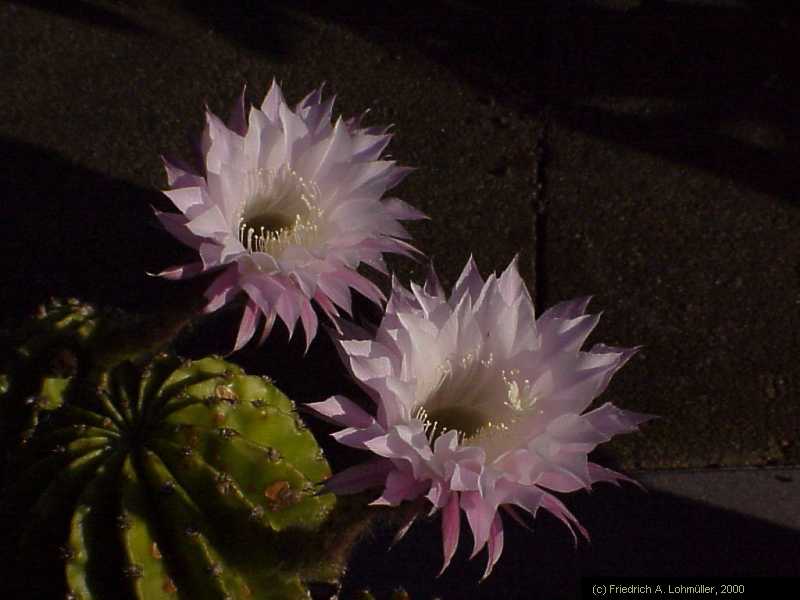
xmin=1 ymin=300 xmax=411 ymax=599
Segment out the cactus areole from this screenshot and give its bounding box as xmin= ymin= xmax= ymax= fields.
xmin=1 ymin=352 xmax=336 ymax=599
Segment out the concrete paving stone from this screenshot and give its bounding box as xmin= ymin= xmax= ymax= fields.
xmin=0 ymin=0 xmax=543 ymax=324
xmin=539 ymin=4 xmax=800 ymax=468
xmin=1 ymin=2 xmax=798 ymax=598
xmin=343 ymin=468 xmax=800 ymax=599
xmin=637 ymin=467 xmax=800 ymax=531
xmin=1 ymin=1 xmax=797 ymax=476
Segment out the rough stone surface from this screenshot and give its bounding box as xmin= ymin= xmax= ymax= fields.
xmin=1 ymin=0 xmax=796 ymax=479
xmin=540 ymin=4 xmax=800 ymax=468
xmin=637 ymin=467 xmax=800 ymax=531
xmin=344 ymin=468 xmax=800 ymax=598
xmin=0 ymin=0 xmax=541 ymax=319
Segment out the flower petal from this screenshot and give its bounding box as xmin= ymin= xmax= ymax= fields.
xmin=481 ymin=511 xmax=504 ymax=581
xmin=306 ymin=395 xmax=375 ymax=429
xmin=232 ymin=298 xmax=259 ymax=353
xmin=439 ymin=492 xmax=461 ymax=575
xmin=450 ymin=255 xmax=484 ymax=306
xmin=163 ymin=186 xmax=206 ymax=214
xmin=261 ymin=78 xmax=286 ymax=122
xmin=153 ymin=208 xmax=203 ymax=249
xmin=540 ymin=493 xmax=589 ymax=546
xmin=322 ymin=458 xmax=392 ymax=495
xmin=152 ymin=262 xmax=203 ymax=280
xmin=157 ymin=80 xmax=422 ymax=352
xmin=298 ymin=295 xmax=319 ymax=351
xmin=313 ymin=256 xmax=649 ymax=578
xmin=227 ymin=84 xmax=248 ymax=137
xmin=331 ymin=423 xmax=385 ymax=450
xmin=460 ymin=491 xmax=497 ymax=559
xmin=185 ymin=204 xmax=229 ymax=239
xmin=204 ymin=266 xmax=241 ymax=313
xmin=371 ymin=467 xmax=429 ymax=506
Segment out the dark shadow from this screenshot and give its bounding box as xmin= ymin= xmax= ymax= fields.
xmin=152 ymin=1 xmax=799 ymax=203
xmin=175 ymin=0 xmax=309 ymax=60
xmin=12 ymin=0 xmax=150 ymax=34
xmin=0 ymin=137 xmax=196 ymax=321
xmin=557 ymin=103 xmax=800 ymax=202
xmin=238 ymin=1 xmax=797 ymax=203
xmin=341 ymin=482 xmax=800 ymax=599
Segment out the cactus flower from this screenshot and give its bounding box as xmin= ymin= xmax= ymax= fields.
xmin=309 ymin=257 xmax=653 ymax=578
xmin=155 ymin=80 xmax=425 ymax=351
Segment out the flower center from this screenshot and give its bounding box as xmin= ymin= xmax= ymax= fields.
xmin=414 ymin=405 xmax=487 ymax=441
xmin=236 ymin=166 xmax=324 ymax=254
xmin=414 ymin=352 xmax=540 ymax=444
xmin=414 ymin=350 xmax=499 ymax=441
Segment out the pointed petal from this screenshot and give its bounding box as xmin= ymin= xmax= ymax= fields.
xmin=501 ymin=505 xmax=533 ymax=531
xmin=460 ymin=491 xmax=496 ymax=559
xmin=256 ymin=309 xmax=277 ymax=346
xmin=371 ymin=468 xmax=429 ymax=506
xmin=163 ymin=186 xmax=206 ymax=214
xmin=381 ymin=196 xmax=428 ymax=221
xmin=391 ymin=508 xmax=420 ymax=548
xmin=279 ymin=101 xmax=310 ymax=167
xmin=227 ymin=84 xmax=248 ymax=136
xmin=204 ymin=266 xmax=241 ymax=312
xmin=261 ymin=78 xmax=286 ymax=122
xmin=588 ymin=463 xmax=645 ymax=490
xmin=322 ymin=458 xmax=392 ymax=495
xmin=351 ymin=132 xmax=392 ymax=162
xmin=275 ymin=290 xmax=301 ymax=339
xmin=540 ymin=296 xmax=592 ymax=320
xmin=162 ymin=156 xmax=204 ymax=188
xmin=313 ymin=289 xmax=341 ymax=322
xmin=331 ymin=422 xmax=386 ymax=450
xmin=424 ymin=261 xmax=445 ymax=298
xmin=497 ymin=254 xmax=526 ymax=305
xmin=202 ymin=108 xmax=242 ymax=173
xmin=450 ymin=255 xmax=484 ymax=306
xmin=335 ymin=269 xmax=386 ymax=305
xmin=153 ymin=208 xmax=203 ymax=248
xmin=310 ymin=117 xmax=353 ymax=182
xmin=152 ymin=262 xmax=203 ymax=280
xmin=298 ymin=295 xmax=319 ymax=352
xmin=540 ymin=313 xmax=602 ymax=358
xmin=305 ymin=395 xmax=375 ymax=429
xmin=185 ymin=204 xmax=229 ymax=238
xmin=232 ymin=298 xmax=259 ymax=353
xmin=241 ymin=275 xmax=285 ymax=319
xmin=540 ymin=493 xmax=589 ymax=546
xmin=439 ymin=492 xmax=462 ymax=575
xmin=318 ymin=273 xmax=354 ymax=315
xmin=295 ymin=82 xmax=324 ymax=113
xmin=584 ymin=402 xmax=655 ymax=438
xmin=481 ymin=512 xmax=504 ymax=581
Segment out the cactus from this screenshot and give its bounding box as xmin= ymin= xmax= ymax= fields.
xmin=1 ymin=299 xmax=100 ymax=457
xmin=0 ymin=298 xmax=191 ymax=471
xmin=0 ymin=351 xmax=342 ymax=599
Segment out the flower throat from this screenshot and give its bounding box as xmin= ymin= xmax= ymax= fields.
xmin=236 ymin=166 xmax=323 ymax=254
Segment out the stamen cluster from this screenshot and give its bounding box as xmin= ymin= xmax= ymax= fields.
xmin=309 ymin=256 xmax=652 ymax=577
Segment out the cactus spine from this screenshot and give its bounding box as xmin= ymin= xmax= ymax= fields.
xmin=1 ymin=301 xmax=353 ymax=599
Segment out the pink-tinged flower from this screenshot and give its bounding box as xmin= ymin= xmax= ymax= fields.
xmin=155 ymin=80 xmax=425 ymax=351
xmin=308 ymin=256 xmax=653 ymax=578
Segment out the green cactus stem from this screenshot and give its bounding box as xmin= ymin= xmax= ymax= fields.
xmin=1 ymin=353 xmax=347 ymax=599
xmin=0 ymin=298 xmax=192 ymax=473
